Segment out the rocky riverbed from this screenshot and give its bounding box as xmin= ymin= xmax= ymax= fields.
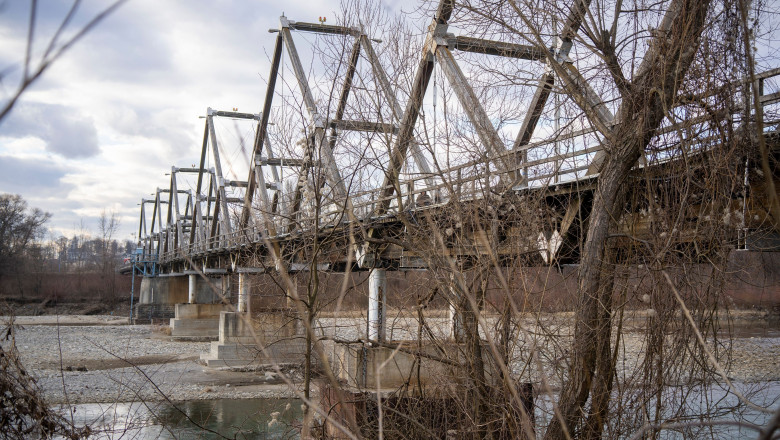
xmin=1 ymin=312 xmax=778 ymax=406
xmin=1 ymin=318 xmax=303 ymax=404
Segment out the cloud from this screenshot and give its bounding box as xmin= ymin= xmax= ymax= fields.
xmin=0 ymin=154 xmax=73 ymax=195
xmin=0 ymin=102 xmax=100 ymax=158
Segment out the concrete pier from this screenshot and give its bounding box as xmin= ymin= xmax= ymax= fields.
xmin=200 ymin=310 xmax=304 ymax=367
xmin=169 ymin=303 xmax=232 ymax=340
xmin=332 ymin=343 xmax=458 ymax=389
xmin=188 ymin=274 xmax=197 ymax=303
xmin=238 ymin=273 xmax=249 ymax=313
xmin=367 ymin=268 xmax=386 ymax=343
xmin=138 ymin=273 xmax=228 ymax=306
xmin=166 ymin=274 xmax=230 ymax=337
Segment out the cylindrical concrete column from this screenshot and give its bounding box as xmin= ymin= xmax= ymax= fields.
xmin=188 ymin=274 xmax=197 ymax=304
xmin=238 ymin=273 xmax=248 ymax=313
xmin=368 ymin=268 xmax=387 ymax=343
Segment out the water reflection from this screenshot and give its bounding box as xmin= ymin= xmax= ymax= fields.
xmin=61 ymin=380 xmax=779 ymax=439
xmin=62 ymin=398 xmax=302 ymax=439
xmin=535 ymin=381 xmax=780 ymax=439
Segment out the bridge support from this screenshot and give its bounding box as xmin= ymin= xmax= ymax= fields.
xmin=169 ymin=274 xmax=231 ymax=339
xmin=188 ymin=274 xmax=197 ymax=304
xmin=238 ymin=273 xmax=249 ymax=313
xmin=368 ymin=268 xmax=386 ymax=343
xmin=200 ymin=310 xmax=304 ymax=367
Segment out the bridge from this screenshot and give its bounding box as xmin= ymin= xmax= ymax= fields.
xmin=130 ymin=8 xmax=780 ymax=268
xmin=125 ymin=0 xmax=779 ymax=383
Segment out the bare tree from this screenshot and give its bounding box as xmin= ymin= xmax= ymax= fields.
xmin=0 ymin=0 xmax=127 ymax=122
xmin=97 ymin=210 xmax=121 ymax=303
xmin=0 ymin=194 xmax=51 ymax=295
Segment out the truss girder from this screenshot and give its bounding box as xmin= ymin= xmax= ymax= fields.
xmin=435 ymin=45 xmax=516 ymax=183
xmin=372 ymin=7 xmax=448 ymax=217
xmin=206 ymin=114 xmax=233 ymax=237
xmin=359 ymin=35 xmax=436 ymax=190
xmin=281 ymin=25 xmax=349 ymax=197
xmin=131 ymin=1 xmax=773 ymax=268
xmin=240 ymin=33 xmax=283 ymax=229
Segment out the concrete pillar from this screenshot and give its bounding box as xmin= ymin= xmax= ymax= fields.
xmin=238 ymin=273 xmax=249 ymax=313
xmin=368 ymin=268 xmax=387 ymax=343
xmin=188 ymin=274 xmax=197 ymax=304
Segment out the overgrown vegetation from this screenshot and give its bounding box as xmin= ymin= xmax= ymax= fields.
xmin=0 ymin=321 xmax=90 ymax=439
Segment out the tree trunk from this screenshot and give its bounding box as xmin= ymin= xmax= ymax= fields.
xmin=544 ymin=1 xmax=712 ymax=438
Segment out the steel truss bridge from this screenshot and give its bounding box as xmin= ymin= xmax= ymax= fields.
xmin=130 ymin=1 xmax=780 ymax=277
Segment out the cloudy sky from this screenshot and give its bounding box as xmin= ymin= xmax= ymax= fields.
xmin=0 ymin=0 xmax=414 ymax=243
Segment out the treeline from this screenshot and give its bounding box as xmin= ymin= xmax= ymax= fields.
xmin=0 ymin=193 xmax=132 ymax=302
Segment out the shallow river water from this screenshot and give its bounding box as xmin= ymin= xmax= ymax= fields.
xmin=61 ymin=380 xmax=780 ymax=440
xmin=61 ymin=398 xmax=303 ymax=439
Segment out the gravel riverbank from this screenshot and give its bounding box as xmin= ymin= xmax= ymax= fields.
xmin=2 ymin=313 xmax=778 ymax=405
xmin=2 ymin=319 xmax=302 ymax=404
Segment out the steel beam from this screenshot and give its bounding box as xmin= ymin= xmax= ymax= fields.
xmin=209 ymin=109 xmax=261 ymax=120
xmin=331 ymin=38 xmax=361 ymax=137
xmin=326 ymin=37 xmax=361 ymax=198
xmin=190 ymin=122 xmax=210 ymax=246
xmin=281 ymin=20 xmax=351 ymax=224
xmin=170 ymin=169 xmax=184 ymax=252
xmin=360 ymin=34 xmax=436 ymax=191
xmin=435 ymin=45 xmax=516 ymax=182
xmin=331 ymin=119 xmax=397 ymax=134
xmin=453 ymin=35 xmax=545 ymax=60
xmin=258 ymin=157 xmax=305 ymax=167
xmin=240 ymin=32 xmax=283 ymax=228
xmin=207 ymin=115 xmax=233 ymax=236
xmin=514 ymin=72 xmax=555 ymax=150
xmin=372 ymin=1 xmax=450 ymax=216
xmin=288 ymin=21 xmax=359 ymax=36
xmin=224 ymin=180 xmax=249 ymax=188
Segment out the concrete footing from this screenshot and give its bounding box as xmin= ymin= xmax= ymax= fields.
xmin=169 ymin=303 xmax=232 ymax=340
xmin=330 ymin=342 xmax=461 ymax=389
xmin=319 ymin=381 xmax=534 ymax=439
xmin=200 ymin=310 xmax=305 ymax=368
